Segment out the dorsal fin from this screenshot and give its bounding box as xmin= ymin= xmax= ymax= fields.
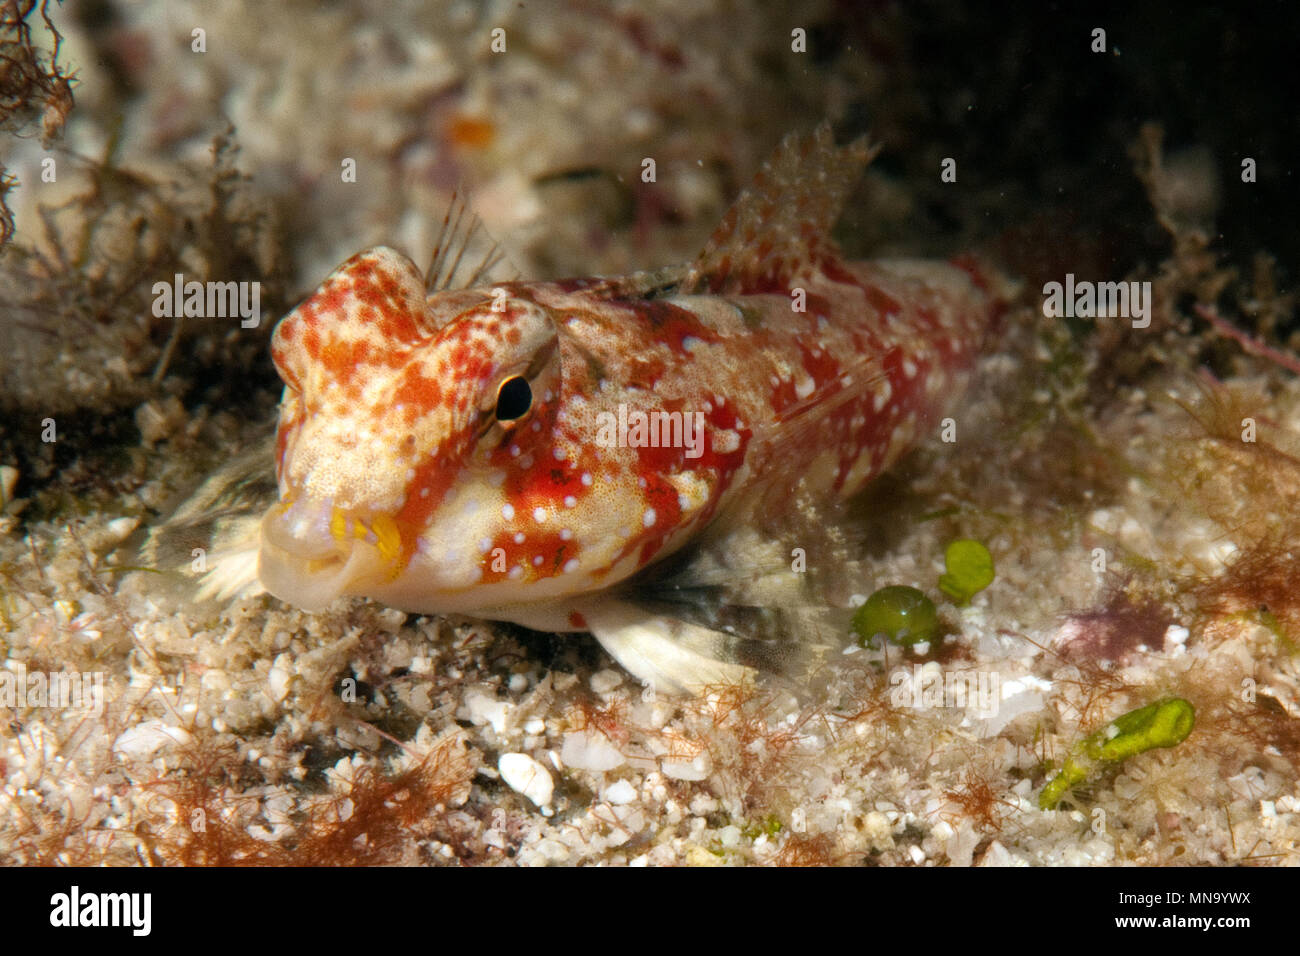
xmin=680 ymin=122 xmax=879 ymax=295
xmin=425 ymin=188 xmax=512 ymax=292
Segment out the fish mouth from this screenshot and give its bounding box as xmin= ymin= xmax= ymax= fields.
xmin=257 ymin=498 xmax=387 ymax=612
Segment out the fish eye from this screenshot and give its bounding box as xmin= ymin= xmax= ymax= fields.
xmin=495 ymin=376 xmax=532 ymax=422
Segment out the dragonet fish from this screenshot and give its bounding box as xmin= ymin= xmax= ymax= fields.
xmin=159 ymin=123 xmax=1009 ymax=694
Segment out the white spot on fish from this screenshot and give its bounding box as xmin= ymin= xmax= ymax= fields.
xmin=502 ymin=503 xmax=515 ymax=520
xmin=713 ymin=430 xmax=740 ymax=454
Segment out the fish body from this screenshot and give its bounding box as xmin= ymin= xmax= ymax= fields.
xmin=256 ymin=124 xmax=1007 ymax=691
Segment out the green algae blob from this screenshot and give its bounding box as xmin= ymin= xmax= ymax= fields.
xmin=939 ymin=539 xmax=995 ymax=605
xmin=1039 ymin=697 xmax=1196 ymax=810
xmin=852 ymin=585 xmax=939 ymax=647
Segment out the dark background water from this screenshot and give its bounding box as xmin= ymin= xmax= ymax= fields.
xmin=820 ymin=1 xmax=1297 ymax=327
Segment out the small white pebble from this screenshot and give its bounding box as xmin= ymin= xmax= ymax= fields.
xmin=662 ymin=751 xmax=711 ymax=781
xmin=604 ymin=780 xmax=638 ymax=805
xmin=498 ymin=753 xmax=553 ymax=808
xmin=105 ymin=516 xmax=139 ymax=542
xmin=560 ymin=731 xmax=625 ymax=771
xmin=113 ymin=720 xmax=191 ymax=759
xmin=589 ymin=669 xmax=623 ymax=694
xmin=267 ymin=663 xmax=292 ymax=703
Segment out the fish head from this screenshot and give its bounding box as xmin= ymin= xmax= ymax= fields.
xmin=259 ymin=246 xmax=575 ymax=614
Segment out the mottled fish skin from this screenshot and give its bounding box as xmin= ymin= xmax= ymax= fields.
xmin=257 ymin=124 xmax=1007 ymax=686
